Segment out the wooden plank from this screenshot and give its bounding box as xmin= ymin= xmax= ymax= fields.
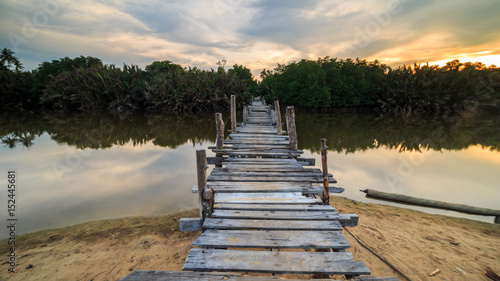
xmin=212 ymin=149 xmax=304 ymax=154
xmin=179 ymin=218 xmax=203 ymax=232
xmin=209 ymin=145 xmax=290 ymax=150
xmin=209 ymin=182 xmax=321 ymax=193
xmin=193 ymin=184 xmax=344 ymax=194
xmin=193 ymin=230 xmax=349 ymax=249
xmin=212 ymin=168 xmax=320 ymax=173
xmin=213 ymin=203 xmax=336 ymax=212
xmin=120 ymin=271 xmax=244 ymax=281
xmin=207 ymin=175 xmax=337 ymax=183
xmin=221 ymin=152 xmax=301 ymax=158
xmin=211 ymin=211 xmax=357 ymax=226
xmin=214 ymin=192 xmax=322 ymax=204
xmin=224 ymin=164 xmax=304 ymax=170
xmin=211 ymin=210 xmax=341 ymax=220
xmin=223 ymin=158 xmax=300 ymax=164
xmin=183 ymin=249 xmax=370 ymax=275
xmin=224 ymin=138 xmax=289 ymax=143
xmin=230 ymin=134 xmax=288 ymax=139
xmin=203 ymin=218 xmax=343 ymax=231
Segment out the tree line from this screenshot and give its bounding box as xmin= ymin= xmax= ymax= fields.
xmin=1 ymin=48 xmax=499 ymax=116
xmin=259 ymin=57 xmax=500 ymax=116
xmin=0 ymin=49 xmax=255 ymax=113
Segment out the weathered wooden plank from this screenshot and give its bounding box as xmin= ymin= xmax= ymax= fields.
xmin=212 ymin=168 xmax=321 ymax=173
xmin=224 ymin=152 xmax=302 ymax=158
xmin=223 ymin=158 xmax=300 ymax=164
xmin=183 ymin=249 xmax=370 ymax=275
xmin=236 ymin=130 xmax=279 ymax=134
xmin=203 ymin=218 xmax=343 ymax=231
xmin=193 ymin=184 xmax=344 ymax=194
xmin=212 ymin=149 xmax=304 ymax=154
xmin=179 ymin=218 xmax=203 ymax=232
xmin=227 ymin=139 xmax=287 ymax=143
xmin=213 ymin=203 xmax=336 ymax=212
xmin=229 ymin=134 xmax=288 ymax=139
xmin=224 ymin=164 xmax=304 ymax=170
xmin=353 ymin=277 xmax=399 ymax=281
xmin=209 ymin=145 xmax=290 ymax=150
xmin=208 ymin=181 xmax=314 ymax=193
xmin=193 ymin=230 xmax=349 ymax=249
xmin=120 ymin=270 xmax=267 ymax=281
xmin=207 ymin=175 xmax=337 ymax=183
xmin=210 ymin=211 xmax=357 ymax=226
xmin=210 ymin=183 xmax=320 ymax=193
xmin=214 ymin=192 xmax=322 ymax=204
xmin=211 ymin=210 xmax=341 ymax=220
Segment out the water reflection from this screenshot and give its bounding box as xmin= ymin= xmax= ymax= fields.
xmin=0 ymin=110 xmax=499 ymax=238
xmin=0 ymin=111 xmax=230 ymax=149
xmin=294 ymin=112 xmax=500 ymax=223
xmin=295 ymin=111 xmax=500 ymax=152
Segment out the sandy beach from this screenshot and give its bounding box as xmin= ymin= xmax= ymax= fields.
xmin=1 ymin=196 xmax=499 ymax=281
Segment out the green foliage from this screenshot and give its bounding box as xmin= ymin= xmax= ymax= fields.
xmin=145 ymin=67 xmax=252 ymax=112
xmin=41 ymin=64 xmax=148 ymax=112
xmin=0 ymin=69 xmax=36 ymax=107
xmin=1 ymin=48 xmax=23 ymax=71
xmin=378 ymin=61 xmax=500 ymax=115
xmin=261 ymin=57 xmax=387 ymax=108
xmin=34 ymin=56 xmax=103 ymax=93
xmin=227 ymin=64 xmax=258 ymax=95
xmin=145 ymin=60 xmax=183 ymax=73
xmin=261 ymin=58 xmax=499 ymax=115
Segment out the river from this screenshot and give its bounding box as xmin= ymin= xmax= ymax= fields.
xmin=1 ymin=110 xmax=499 ymax=238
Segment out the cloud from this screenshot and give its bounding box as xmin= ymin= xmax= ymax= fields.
xmin=1 ymin=0 xmax=499 ymax=73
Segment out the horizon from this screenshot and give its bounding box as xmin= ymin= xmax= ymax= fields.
xmin=1 ymin=1 xmax=499 ymax=78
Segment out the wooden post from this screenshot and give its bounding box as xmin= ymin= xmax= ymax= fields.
xmin=230 ymin=95 xmax=237 ymax=132
xmin=286 ymin=106 xmax=297 ymax=150
xmin=196 ymin=150 xmax=212 ymax=220
xmin=321 ymin=138 xmax=330 ymax=205
xmin=274 ymin=100 xmax=282 ymax=135
xmin=243 ymin=105 xmax=248 ymax=125
xmin=215 ymin=113 xmax=224 ymax=150
xmin=215 ymin=113 xmax=224 ymax=168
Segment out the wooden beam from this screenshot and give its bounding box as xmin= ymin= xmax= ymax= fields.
xmin=179 ymin=218 xmax=203 ymax=231
xmin=286 ymin=106 xmax=297 ymax=151
xmin=230 ymin=95 xmax=237 ymax=132
xmin=321 ymin=138 xmax=329 ymax=205
xmin=196 ymin=150 xmax=213 ymax=220
xmin=183 ymin=249 xmax=370 ymax=275
xmin=274 ymin=100 xmax=282 ymax=135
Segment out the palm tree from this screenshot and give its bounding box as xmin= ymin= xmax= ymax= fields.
xmin=1 ymin=48 xmax=23 ymax=71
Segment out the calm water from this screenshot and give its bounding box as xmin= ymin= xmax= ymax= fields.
xmin=1 ymin=110 xmax=499 ymax=239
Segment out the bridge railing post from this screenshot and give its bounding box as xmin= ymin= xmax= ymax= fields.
xmin=286 ymin=106 xmax=298 ymax=150
xmin=320 ymin=138 xmax=330 ymax=205
xmin=243 ymin=105 xmax=248 ymax=125
xmin=230 ymin=95 xmax=237 ymax=133
xmin=215 ymin=113 xmax=224 ymax=168
xmin=196 ymin=150 xmax=213 ymax=221
xmin=274 ymin=100 xmax=282 ymax=135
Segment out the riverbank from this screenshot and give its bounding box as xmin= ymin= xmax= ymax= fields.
xmin=1 ymin=197 xmax=499 ymax=281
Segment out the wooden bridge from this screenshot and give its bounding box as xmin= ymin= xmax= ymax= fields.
xmin=121 ymin=97 xmax=398 ymax=280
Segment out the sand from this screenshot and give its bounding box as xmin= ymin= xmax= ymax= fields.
xmin=1 ymin=197 xmax=499 ymax=281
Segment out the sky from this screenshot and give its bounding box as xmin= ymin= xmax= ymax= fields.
xmin=1 ymin=0 xmax=500 ymax=78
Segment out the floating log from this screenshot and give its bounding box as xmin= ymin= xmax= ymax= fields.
xmin=361 ymin=189 xmax=500 ymax=219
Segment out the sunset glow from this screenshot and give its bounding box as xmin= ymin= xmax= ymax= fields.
xmin=1 ymin=0 xmax=499 ymax=76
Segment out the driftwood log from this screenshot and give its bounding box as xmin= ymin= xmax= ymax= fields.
xmin=361 ymin=189 xmax=500 ymax=222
